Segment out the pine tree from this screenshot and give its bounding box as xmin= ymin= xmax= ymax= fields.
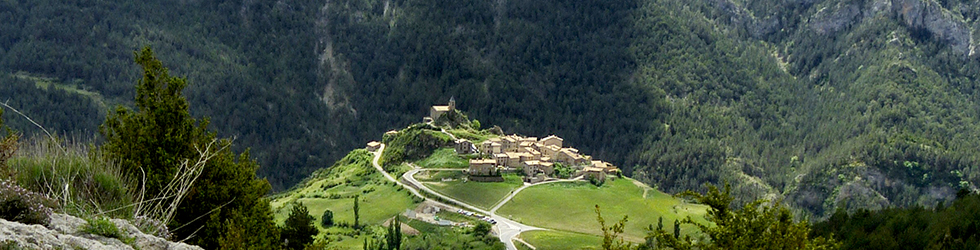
xmin=101 ymin=47 xmax=280 ymax=249
xmin=386 ymin=216 xmax=402 ymax=250
xmin=354 ymin=195 xmax=360 ymax=228
xmin=282 ymin=202 xmax=319 ymax=250
xmin=321 ymin=209 xmax=334 ymax=227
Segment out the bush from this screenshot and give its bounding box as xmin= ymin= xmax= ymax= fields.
xmin=81 ymin=217 xmax=123 ymax=239
xmin=588 ymin=175 xmax=605 ymax=187
xmin=321 ymin=209 xmax=334 ymax=227
xmin=281 ymin=202 xmax=318 ymax=250
xmin=0 ymin=179 xmax=53 ymax=225
xmin=0 ymin=240 xmax=24 ymax=250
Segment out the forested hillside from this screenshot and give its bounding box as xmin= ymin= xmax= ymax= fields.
xmin=2 ymin=0 xmax=980 ymax=218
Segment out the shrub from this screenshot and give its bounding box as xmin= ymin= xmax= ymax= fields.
xmin=281 ymin=202 xmax=318 ymax=250
xmin=321 ymin=209 xmax=334 ymax=227
xmin=81 ymin=217 xmax=124 ymax=239
xmin=0 ymin=179 xmax=53 ymax=225
xmin=0 ymin=240 xmax=24 ymax=250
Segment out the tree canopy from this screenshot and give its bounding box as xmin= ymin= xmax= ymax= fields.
xmin=100 ymin=47 xmax=279 ymax=249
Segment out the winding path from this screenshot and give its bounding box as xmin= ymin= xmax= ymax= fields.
xmin=371 ymin=143 xmax=543 ymax=250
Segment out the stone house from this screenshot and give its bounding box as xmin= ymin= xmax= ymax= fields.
xmin=366 ymin=141 xmax=382 ymax=152
xmin=555 ymin=148 xmax=587 ymax=166
xmin=455 ymin=139 xmax=474 ymax=154
xmin=468 ymin=159 xmax=497 ymax=176
xmin=429 ymin=97 xmax=455 ymax=120
xmin=582 ymin=166 xmax=606 ymax=182
xmin=492 ymin=153 xmax=513 ymax=167
xmin=539 ymin=135 xmax=563 ymax=148
xmin=501 ymin=136 xmax=519 ymax=152
xmin=538 ymin=145 xmax=561 ymax=158
xmin=478 ymin=139 xmax=503 ymax=154
xmin=523 ymin=160 xmax=555 ymax=176
xmin=521 ymin=137 xmax=538 ymax=144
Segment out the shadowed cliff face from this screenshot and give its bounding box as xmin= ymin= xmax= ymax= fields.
xmin=892 ymin=0 xmax=975 ymax=57
xmin=713 ymin=0 xmax=975 ymax=57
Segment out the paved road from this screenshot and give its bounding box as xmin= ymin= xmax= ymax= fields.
xmin=370 ymin=144 xmax=424 ymax=198
xmin=371 ymin=144 xmax=540 ymax=250
xmin=402 ymin=167 xmax=543 ymax=250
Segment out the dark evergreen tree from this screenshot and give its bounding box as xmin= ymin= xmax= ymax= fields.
xmin=100 ymin=47 xmax=279 ymax=249
xmin=281 ymin=202 xmax=319 ymax=250
xmin=321 ymin=209 xmax=334 ymax=227
xmin=353 ymin=195 xmax=360 ymax=228
xmin=673 ymin=219 xmax=680 ymax=239
xmin=386 ymin=216 xmax=402 ymax=250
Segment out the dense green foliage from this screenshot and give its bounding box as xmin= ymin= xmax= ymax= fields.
xmin=812 ymin=191 xmax=980 ymax=249
xmin=641 ymin=184 xmax=839 ymax=250
xmin=398 ymin=217 xmax=504 ymax=250
xmin=100 ymin=47 xmax=201 ymax=196
xmin=0 ymin=0 xmax=349 ymax=191
xmin=381 ymin=124 xmax=453 ymax=168
xmin=321 ymin=209 xmax=334 ymax=227
xmin=281 ymin=202 xmax=319 ymax=250
xmin=0 ymin=74 xmax=104 ymax=137
xmin=3 ymin=0 xmax=980 ymax=218
xmin=591 ymin=184 xmax=838 ymax=250
xmin=100 ymin=47 xmax=279 ymax=249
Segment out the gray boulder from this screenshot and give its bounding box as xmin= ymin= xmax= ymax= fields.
xmin=0 ymin=213 xmax=201 ymax=250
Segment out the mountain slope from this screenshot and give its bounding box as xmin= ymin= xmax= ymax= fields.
xmin=2 ymin=0 xmax=980 ymax=217
xmin=626 ymin=0 xmax=980 ymax=216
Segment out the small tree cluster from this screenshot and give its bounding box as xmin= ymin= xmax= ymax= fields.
xmin=641 ymin=183 xmax=840 ymax=250
xmin=321 ymin=209 xmax=334 ymax=227
xmin=364 ymin=216 xmax=403 ymax=250
xmin=281 ymin=202 xmax=319 ymax=250
xmin=101 ymin=47 xmax=280 ymax=249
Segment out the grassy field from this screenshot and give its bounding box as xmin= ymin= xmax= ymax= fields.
xmin=520 ymin=230 xmax=602 ymax=250
xmin=271 ymin=150 xmax=419 ymax=235
xmin=424 ymin=173 xmax=524 ymax=210
xmin=447 ymin=128 xmax=493 ymax=143
xmin=498 ymin=178 xmax=708 ymax=242
xmin=414 ymin=169 xmax=467 ymax=182
xmin=415 ymin=148 xmax=469 ymax=169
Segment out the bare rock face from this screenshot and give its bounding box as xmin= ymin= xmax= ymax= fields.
xmin=810 ymin=3 xmax=863 ymax=35
xmin=0 ymin=213 xmax=201 ymax=250
xmin=892 ymin=0 xmax=975 ymax=57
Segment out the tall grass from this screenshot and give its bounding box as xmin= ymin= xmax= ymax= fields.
xmin=7 ymin=136 xmax=134 ymax=219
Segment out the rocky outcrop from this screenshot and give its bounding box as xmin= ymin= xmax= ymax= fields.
xmin=892 ymin=0 xmax=975 ymax=57
xmin=707 ymin=0 xmax=782 ymax=39
xmin=810 ymin=3 xmax=863 ymax=35
xmin=0 ymin=213 xmax=201 ymax=250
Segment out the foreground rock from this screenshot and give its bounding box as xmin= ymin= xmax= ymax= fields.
xmin=0 ymin=213 xmax=201 ymax=250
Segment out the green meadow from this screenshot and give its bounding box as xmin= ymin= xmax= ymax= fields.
xmin=271 ymin=150 xmax=419 ymax=245
xmin=497 ymin=178 xmax=708 ymax=241
xmin=416 ymin=148 xmax=469 ymax=169
xmin=423 ymin=173 xmax=524 ymax=210
xmin=520 ymin=230 xmax=602 ymax=250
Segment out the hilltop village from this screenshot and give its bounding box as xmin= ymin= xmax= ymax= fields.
xmin=433 ymin=99 xmax=621 ymax=184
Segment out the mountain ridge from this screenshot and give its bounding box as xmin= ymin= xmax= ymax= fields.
xmin=1 ymin=0 xmax=979 ymax=217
